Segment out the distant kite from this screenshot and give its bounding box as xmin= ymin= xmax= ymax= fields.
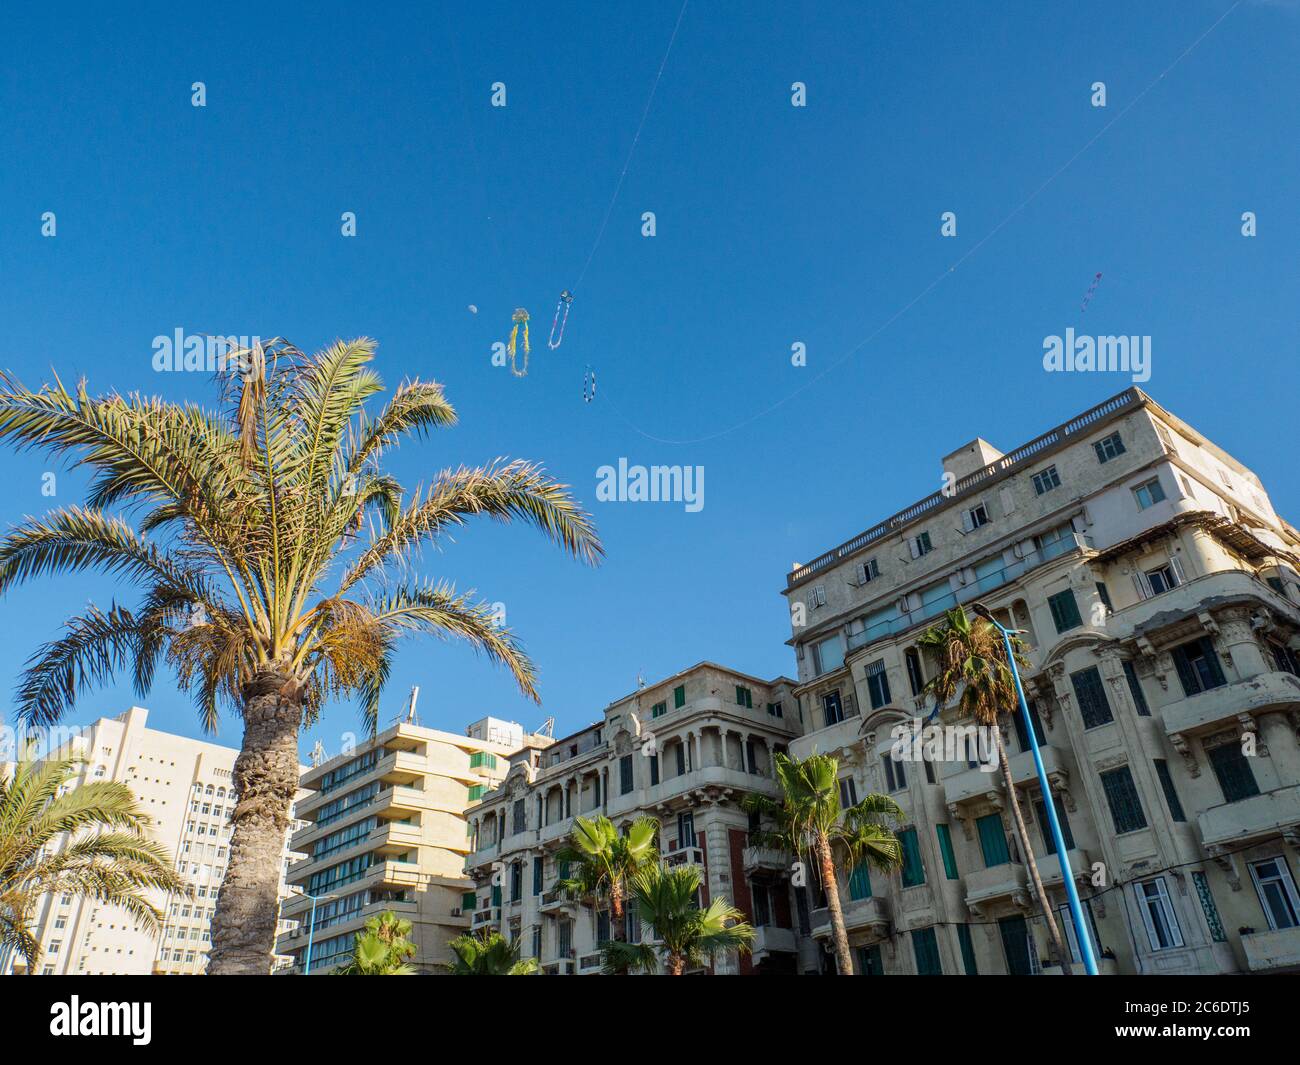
xmin=1080 ymin=272 xmax=1102 ymax=313
xmin=508 ymin=308 xmax=530 ymax=377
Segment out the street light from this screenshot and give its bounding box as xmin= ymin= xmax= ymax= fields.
xmin=971 ymin=602 xmax=1099 ymax=976
xmin=289 ymin=886 xmax=335 ymax=975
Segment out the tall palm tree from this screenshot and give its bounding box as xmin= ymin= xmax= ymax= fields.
xmin=337 ymin=911 xmax=417 ymax=975
xmin=555 ymin=814 xmax=659 ymax=958
xmin=445 ymin=930 xmax=540 ymax=975
xmin=0 ymin=339 xmax=602 ymax=973
xmin=918 ymin=605 xmax=1072 ymax=973
xmin=603 ymin=863 xmax=754 ymax=975
xmin=743 ymin=752 xmax=903 ymax=976
xmin=0 ymin=755 xmax=185 ymax=971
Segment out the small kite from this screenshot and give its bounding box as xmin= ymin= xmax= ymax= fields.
xmin=583 ymin=365 xmax=596 ymax=404
xmin=548 ymin=290 xmax=574 ymax=350
xmin=508 ymin=307 xmax=530 ymax=377
xmin=1080 ymin=272 xmax=1102 ymax=313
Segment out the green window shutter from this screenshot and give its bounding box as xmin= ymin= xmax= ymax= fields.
xmin=651 ymin=701 xmax=666 ymax=718
xmin=848 ymin=863 xmax=872 ymax=901
xmin=976 ymin=813 xmax=1011 ymax=868
xmin=491 ymin=884 xmax=501 ymax=907
xmin=935 ymin=824 xmax=959 ymax=880
xmin=856 ymin=944 xmax=883 ymax=975
xmin=461 ymin=891 xmax=476 ymax=912
xmin=1153 ymin=759 xmax=1187 ymax=822
xmin=467 ymin=784 xmax=486 ymax=802
xmin=911 ymin=927 xmax=942 ymax=975
xmin=957 ymin=924 xmax=978 ymax=975
xmin=899 ymin=828 xmax=925 ymax=887
xmin=673 ymin=685 xmax=686 ymax=708
xmin=469 ymin=752 xmax=498 ymax=770
xmin=558 ymin=860 xmax=570 ymax=880
xmin=1070 ymin=666 xmax=1114 ymax=728
xmin=1048 ymin=590 xmax=1082 ymax=633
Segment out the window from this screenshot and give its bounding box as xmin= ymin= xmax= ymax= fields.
xmin=1057 ymin=901 xmax=1101 ymax=966
xmin=469 ymin=752 xmax=498 ymax=770
xmin=512 ymin=799 xmax=526 ymax=835
xmin=911 ymin=531 xmax=933 ymax=557
xmin=766 ymin=701 xmax=783 ymax=718
xmin=857 ymin=944 xmax=884 ymax=975
xmin=822 ymin=690 xmax=845 ymax=727
xmin=1100 ymin=766 xmax=1148 ymax=834
xmin=808 ymin=585 xmax=827 ymax=609
xmin=813 ymin=634 xmax=845 ymax=675
xmin=838 ymin=776 xmax=858 ymax=808
xmin=1032 ymin=466 xmax=1061 ymax=495
xmin=1250 ymin=857 xmax=1300 ymax=931
xmin=956 ymin=924 xmax=978 ymax=975
xmin=881 ymin=753 xmax=907 ymax=792
xmin=1172 ymin=636 xmax=1226 ymax=696
xmin=619 ymin=754 xmax=634 ymax=795
xmin=1033 ymin=798 xmax=1075 ymax=855
xmin=964 ymin=503 xmax=989 ymax=531
xmin=899 ymin=828 xmax=925 ymax=887
xmin=1153 ymin=759 xmax=1187 ymax=822
xmin=865 ymin=660 xmax=891 ymax=709
xmin=905 ymin=648 xmax=925 ymax=697
xmin=848 ymin=862 xmax=871 ymax=901
xmin=649 ymin=753 xmax=659 ymax=786
xmin=1047 ymin=589 xmax=1082 ymax=633
xmin=936 ymin=824 xmax=959 ymax=880
xmin=673 ymin=684 xmax=686 ymax=708
xmin=857 ymin=558 xmax=880 ymax=585
xmin=1095 ymin=581 xmax=1112 ymax=612
xmin=677 ymin=812 xmax=696 ymax=849
xmin=1135 ymin=877 xmax=1183 ymax=950
xmin=675 ymin=742 xmax=686 ymax=776
xmin=976 ymin=813 xmax=1011 ymax=868
xmin=911 ymin=927 xmax=943 ymax=975
xmin=751 ymin=882 xmax=772 ymax=926
xmin=596 ymin=910 xmax=611 ymax=944
xmin=1094 ymin=432 xmax=1126 ymax=463
xmin=1123 ymin=659 xmax=1150 ymax=716
xmin=1070 ymin=666 xmax=1113 ymax=728
xmin=532 ymin=856 xmax=544 ymax=896
xmin=1011 ymin=699 xmax=1047 ymax=752
xmin=1132 ymin=477 xmax=1166 ymax=510
xmin=651 ymin=700 xmax=667 ymax=718
xmin=1145 ymin=563 xmax=1179 ymax=595
xmin=1206 ymin=741 xmax=1259 ymax=803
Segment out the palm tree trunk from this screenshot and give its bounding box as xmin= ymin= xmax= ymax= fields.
xmin=667 ymin=952 xmax=685 ymax=975
xmin=208 ymin=666 xmax=304 ymax=975
xmin=993 ymin=726 xmax=1072 ymax=975
xmin=816 ymin=833 xmax=854 ymax=976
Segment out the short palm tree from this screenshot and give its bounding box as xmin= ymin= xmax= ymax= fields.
xmin=445 ymin=930 xmax=539 ymax=975
xmin=918 ymin=605 xmax=1072 ymax=973
xmin=0 ymin=338 xmax=602 ymax=973
xmin=0 ymin=755 xmax=185 ymax=971
xmin=743 ymin=752 xmax=903 ymax=976
xmin=604 ymin=863 xmax=754 ymax=975
xmin=337 ymin=911 xmax=417 ymax=975
xmin=555 ymin=814 xmax=659 ymax=958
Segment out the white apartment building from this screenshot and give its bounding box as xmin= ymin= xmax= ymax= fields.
xmin=781 ymin=387 xmax=1300 ymax=975
xmin=2 ymin=706 xmax=305 ymax=976
xmin=277 ymin=716 xmax=547 ymax=974
xmin=465 ymin=663 xmax=801 ymax=974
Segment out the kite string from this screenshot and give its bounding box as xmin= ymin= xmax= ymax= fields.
xmin=572 ymin=0 xmax=690 ymax=293
xmin=594 ymin=0 xmax=1243 ymax=446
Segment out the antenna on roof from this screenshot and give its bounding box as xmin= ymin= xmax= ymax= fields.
xmin=536 ymin=717 xmax=555 ymax=738
xmin=309 ymin=740 xmax=327 ymax=767
xmin=404 ymin=686 xmax=420 ymax=726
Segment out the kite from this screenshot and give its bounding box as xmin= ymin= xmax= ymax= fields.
xmin=1080 ymin=272 xmax=1102 ymax=313
xmin=548 ymin=290 xmax=574 ymax=349
xmin=508 ymin=307 xmax=530 ymax=377
xmin=584 ymin=365 xmax=596 ymax=403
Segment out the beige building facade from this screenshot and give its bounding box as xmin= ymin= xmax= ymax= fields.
xmin=464 ymin=663 xmax=801 ymax=974
xmin=1 ymin=706 xmax=304 ymax=976
xmin=276 ymin=716 xmax=545 ymax=973
xmin=782 ymin=387 xmax=1300 ymax=975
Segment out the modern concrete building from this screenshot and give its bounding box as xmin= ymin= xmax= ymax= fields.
xmin=781 ymin=387 xmax=1300 ymax=975
xmin=276 ymin=716 xmax=548 ymax=974
xmin=1 ymin=706 xmax=305 ymax=976
xmin=464 ymin=663 xmax=801 ymax=974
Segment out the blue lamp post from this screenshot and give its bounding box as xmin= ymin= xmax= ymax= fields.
xmin=972 ymin=603 xmax=1099 ymax=976
xmin=291 ymin=886 xmax=334 ymax=975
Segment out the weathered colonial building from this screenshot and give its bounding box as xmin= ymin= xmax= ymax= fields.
xmin=783 ymin=387 xmax=1300 ymax=975
xmin=464 ymin=663 xmax=801 ymax=974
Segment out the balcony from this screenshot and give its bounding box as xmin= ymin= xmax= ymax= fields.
xmin=370 ymin=821 xmax=422 ymax=855
xmin=942 ymin=763 xmax=1006 ymax=808
xmin=810 ymin=896 xmax=890 ymax=940
xmin=376 ymin=750 xmax=425 ymax=787
xmin=1037 ymin=848 xmax=1092 ymax=888
xmin=373 ymin=859 xmax=422 ymax=889
xmin=1241 ymin=926 xmax=1300 ymax=973
xmin=663 ymin=845 xmax=706 ymax=869
xmin=1041 ymin=957 xmax=1120 ymax=976
xmin=751 ymin=925 xmax=798 ymax=961
xmin=373 ymin=785 xmax=428 ymax=817
xmin=964 ymin=862 xmax=1029 ymax=915
xmin=540 ymin=888 xmax=578 ymax=914
xmin=742 ymin=845 xmax=789 ymax=874
xmin=943 ymin=745 xmax=1066 ymax=808
xmin=578 ymin=953 xmax=604 ymax=974
xmin=471 ymin=907 xmax=501 ymax=930
xmin=541 ymin=959 xmax=574 ymax=975
xmin=1163 ymin=671 xmax=1300 ymax=741
xmin=1199 ymin=784 xmax=1300 ymax=850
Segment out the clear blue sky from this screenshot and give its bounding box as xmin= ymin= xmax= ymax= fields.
xmin=1 ymin=1 xmax=1297 ymax=758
